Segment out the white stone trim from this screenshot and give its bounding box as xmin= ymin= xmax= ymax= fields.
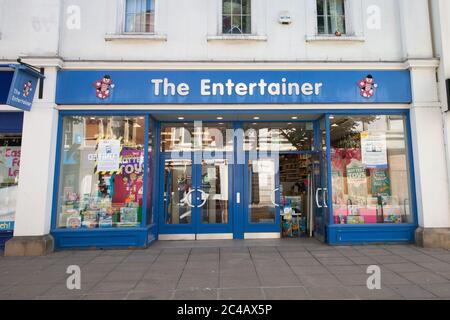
xmin=196 ymin=233 xmax=233 ymax=240
xmin=305 ymin=35 xmax=365 ymax=43
xmin=244 ymin=232 xmax=280 ymax=239
xmin=55 ymin=104 xmax=411 ymax=111
xmin=206 ymin=35 xmax=267 ymax=42
xmin=104 ymin=33 xmax=167 ymax=42
xmin=57 ymin=60 xmax=414 ymax=70
xmin=158 ymin=234 xmax=196 ymax=241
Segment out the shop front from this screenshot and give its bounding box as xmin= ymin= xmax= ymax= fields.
xmin=52 ymin=69 xmax=417 ymax=249
xmin=0 ymin=64 xmax=40 ymax=248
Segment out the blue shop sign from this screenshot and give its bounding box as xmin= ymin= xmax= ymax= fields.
xmin=6 ymin=65 xmax=44 ymax=111
xmin=56 ymin=70 xmax=412 ymax=105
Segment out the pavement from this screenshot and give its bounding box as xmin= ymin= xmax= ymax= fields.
xmin=0 ymin=238 xmax=450 ymax=300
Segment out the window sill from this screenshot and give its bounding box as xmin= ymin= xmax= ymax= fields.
xmin=305 ymin=35 xmax=365 ymax=43
xmin=207 ymin=35 xmax=268 ymax=42
xmin=104 ymin=33 xmax=167 ymax=42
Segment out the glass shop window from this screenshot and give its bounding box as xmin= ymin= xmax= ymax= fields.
xmin=0 ymin=133 xmax=22 ymax=232
xmin=125 ymin=0 xmax=155 ymax=33
xmin=317 ymin=0 xmax=346 ymax=35
xmin=56 ymin=116 xmax=146 ymax=229
xmin=244 ymin=122 xmax=315 ymax=152
xmin=160 ymin=123 xmax=233 ymax=152
xmin=222 ymin=0 xmax=251 ymax=34
xmin=330 ymin=115 xmax=414 ymax=225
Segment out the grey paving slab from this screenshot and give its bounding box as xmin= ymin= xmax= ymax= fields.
xmin=83 ymin=292 xmax=128 ymax=300
xmin=420 ymin=284 xmax=450 ymax=298
xmin=297 ymin=274 xmax=342 ymax=287
xmin=382 ymin=263 xmax=428 ymax=273
xmin=346 ymin=285 xmax=403 ymax=300
xmin=134 ymin=278 xmax=179 ymax=291
xmin=90 ymin=280 xmax=138 ymax=293
xmin=2 ymin=239 xmax=450 ymax=300
xmin=388 ymin=284 xmax=437 ymax=299
xmin=400 ymin=271 xmax=449 ymax=285
xmin=126 ymin=289 xmax=173 ymax=300
xmin=305 ymin=286 xmax=358 ymax=300
xmin=348 ymin=256 xmax=379 ymax=265
xmin=173 ymin=288 xmax=218 ymax=300
xmin=291 ymin=265 xmax=331 ymax=275
xmin=219 ymin=288 xmax=265 ymax=300
xmin=263 ymin=287 xmax=310 ymax=300
xmin=317 ymin=257 xmax=355 ymax=266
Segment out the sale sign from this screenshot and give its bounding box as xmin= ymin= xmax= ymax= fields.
xmin=0 ymin=146 xmax=21 ymax=184
xmin=0 ymin=146 xmax=21 ymax=231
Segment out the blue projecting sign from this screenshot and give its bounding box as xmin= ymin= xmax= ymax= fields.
xmin=5 ymin=65 xmax=44 ymax=111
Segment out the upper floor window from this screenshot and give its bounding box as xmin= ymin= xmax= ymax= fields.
xmin=317 ymin=0 xmax=346 ymax=35
xmin=222 ymin=0 xmax=251 ymax=34
xmin=125 ymin=0 xmax=155 ymax=33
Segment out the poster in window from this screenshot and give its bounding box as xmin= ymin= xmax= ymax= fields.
xmin=345 ymin=149 xmax=368 ymax=205
xmin=361 ymin=131 xmax=388 ymax=169
xmin=96 ymin=139 xmax=121 ymax=173
xmin=0 ymin=146 xmax=21 ymax=231
xmin=371 ymin=169 xmax=391 ymax=197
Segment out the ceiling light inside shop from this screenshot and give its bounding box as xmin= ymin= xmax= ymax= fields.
xmin=178 ymin=117 xmax=185 ymax=120
xmin=217 ymin=116 xmax=224 ymax=120
xmin=253 ymin=117 xmax=260 ymax=120
xmin=291 ymin=116 xmax=298 ymax=120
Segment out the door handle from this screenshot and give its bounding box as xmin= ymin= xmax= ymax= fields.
xmin=322 ymin=188 xmax=328 ymax=208
xmin=315 ymin=188 xmax=322 ymax=208
xmin=183 ymin=189 xmax=195 ymax=208
xmin=271 ymin=188 xmax=280 ymax=207
xmin=196 ymin=189 xmax=208 ymax=208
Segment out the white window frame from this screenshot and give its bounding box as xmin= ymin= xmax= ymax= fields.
xmin=220 ymin=0 xmax=253 ymax=35
xmin=207 ymin=0 xmax=267 ymax=42
xmin=305 ymin=0 xmax=365 ymax=42
xmin=317 ymin=0 xmax=347 ymax=35
xmin=105 ymin=0 xmax=166 ymax=41
xmin=121 ymin=0 xmax=156 ymax=34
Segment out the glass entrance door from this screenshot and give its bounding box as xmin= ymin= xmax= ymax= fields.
xmin=312 ymin=117 xmax=329 ymax=242
xmin=244 ymin=157 xmax=280 ymax=233
xmin=159 ymin=155 xmax=233 ymax=237
xmin=158 ymin=122 xmax=233 ymax=239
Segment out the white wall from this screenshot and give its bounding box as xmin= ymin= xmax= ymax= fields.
xmin=0 ymin=0 xmax=61 ymax=59
xmin=0 ymin=0 xmax=408 ymax=62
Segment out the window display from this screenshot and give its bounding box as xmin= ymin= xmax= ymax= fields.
xmin=56 ymin=116 xmax=145 ymax=229
xmin=0 ymin=133 xmax=21 ymax=232
xmin=244 ymin=122 xmax=314 ymax=152
xmin=330 ymin=115 xmax=413 ymax=225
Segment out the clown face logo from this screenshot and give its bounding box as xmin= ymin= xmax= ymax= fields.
xmin=357 ymin=75 xmax=378 ymax=99
xmin=22 ymin=81 xmax=33 ymax=97
xmin=93 ymin=75 xmax=115 ymax=99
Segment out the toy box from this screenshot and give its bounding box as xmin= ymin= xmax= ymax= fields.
xmin=358 ymin=208 xmax=378 ymax=224
xmin=82 ymin=210 xmax=99 ymax=228
xmin=346 ymin=215 xmax=365 ymax=224
xmin=66 ymin=214 xmax=82 ymax=229
xmin=119 ymin=207 xmax=138 ymax=226
xmin=333 ymin=208 xmax=349 ymax=224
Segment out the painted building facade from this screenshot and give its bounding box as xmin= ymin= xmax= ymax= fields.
xmin=0 ymin=0 xmax=449 ymax=255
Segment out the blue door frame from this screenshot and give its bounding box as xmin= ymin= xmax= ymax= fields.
xmin=158 ymin=151 xmax=234 ymax=236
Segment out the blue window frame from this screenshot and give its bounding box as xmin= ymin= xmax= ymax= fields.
xmin=50 ymin=109 xmax=418 ymax=248
xmin=51 ymin=111 xmax=157 ymax=249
